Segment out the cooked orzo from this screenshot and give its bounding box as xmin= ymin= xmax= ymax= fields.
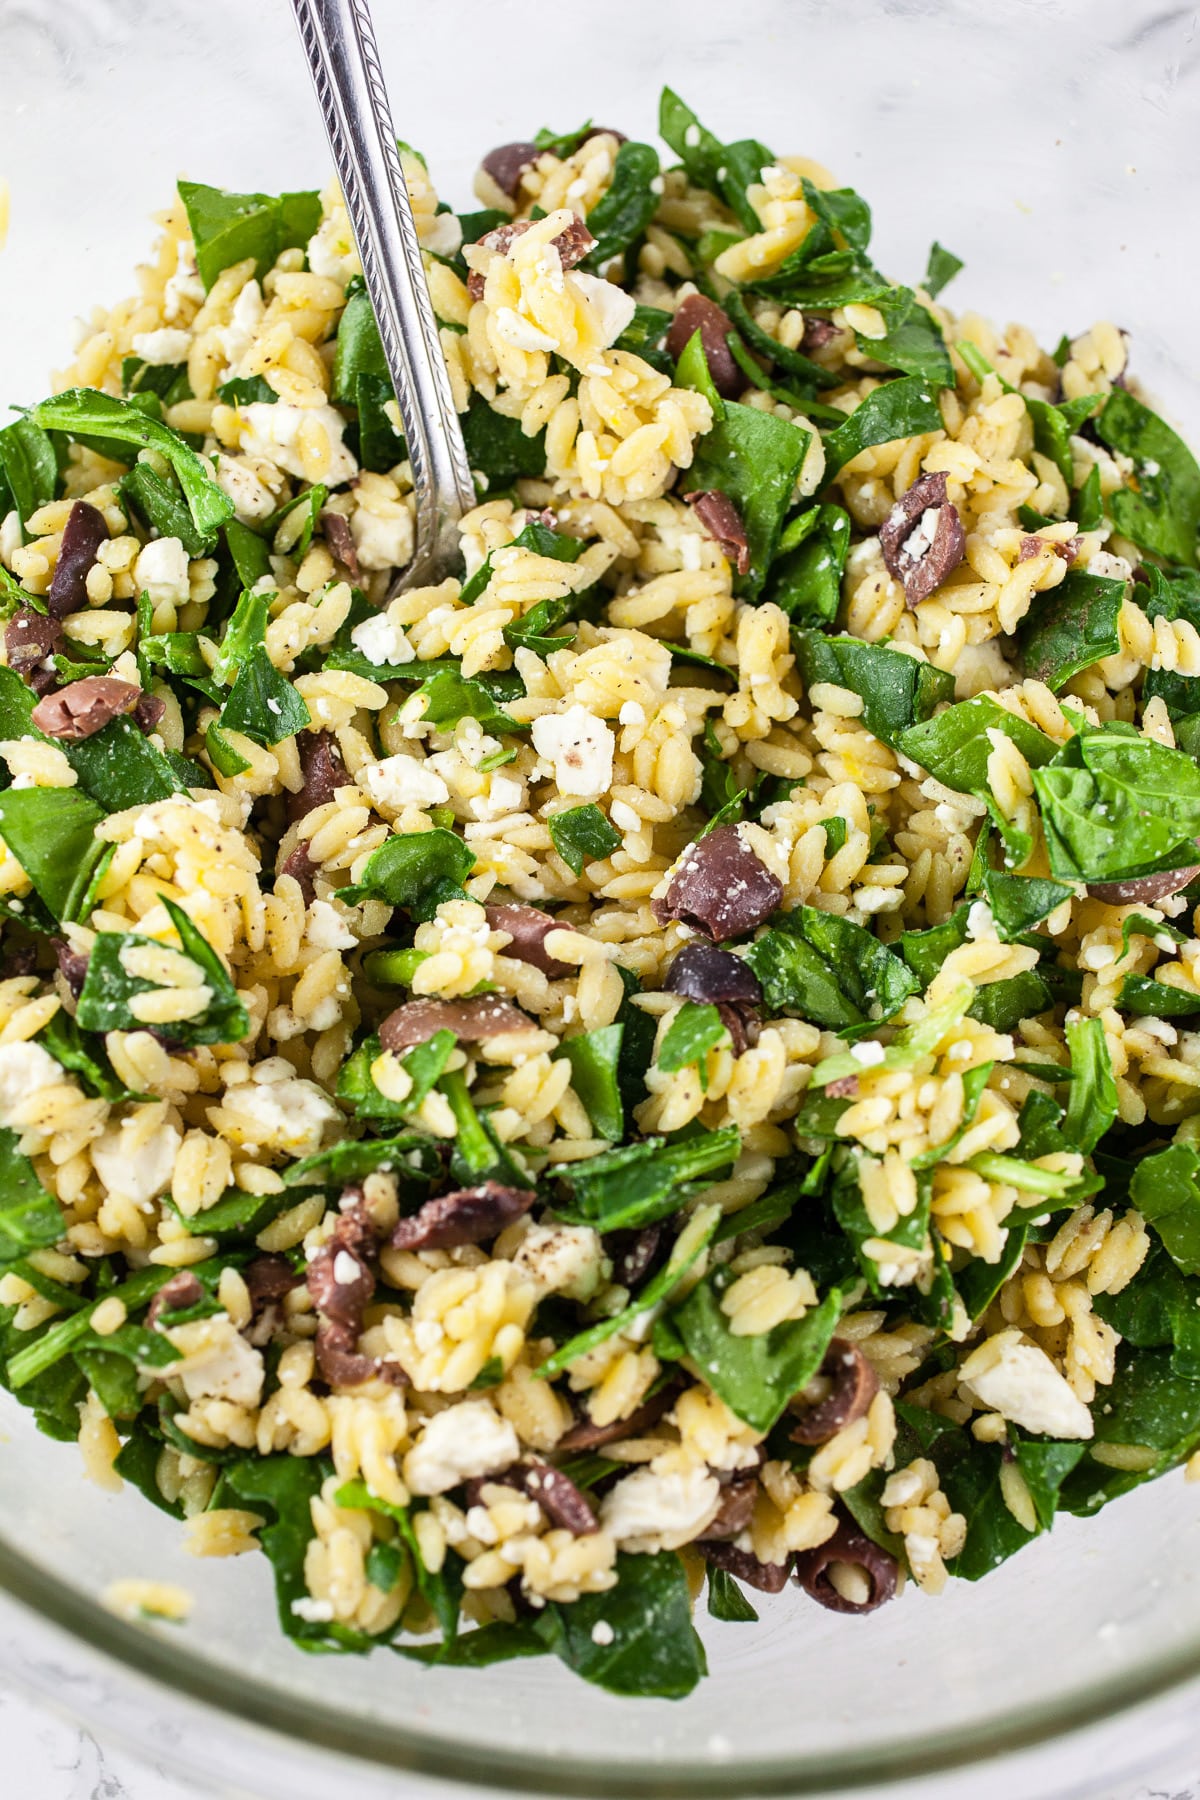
xmin=1 ymin=86 xmax=1199 ymax=1695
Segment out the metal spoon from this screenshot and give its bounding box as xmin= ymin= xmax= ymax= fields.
xmin=289 ymin=0 xmax=474 ymax=589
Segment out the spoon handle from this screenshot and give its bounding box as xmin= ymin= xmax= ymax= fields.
xmin=290 ymin=0 xmax=474 ymax=581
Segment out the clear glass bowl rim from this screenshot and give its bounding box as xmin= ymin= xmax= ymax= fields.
xmin=1 ymin=1531 xmax=1198 ymax=1796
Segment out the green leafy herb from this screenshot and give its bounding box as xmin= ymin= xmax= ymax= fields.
xmin=76 ymin=896 xmax=249 ymax=1047
xmin=663 ymin=1275 xmax=840 ymax=1432
xmin=0 ymin=1129 xmax=64 ymax=1264
xmin=685 ymin=395 xmax=810 ymax=599
xmin=1032 ymin=725 xmax=1200 ymax=884
xmin=583 ymin=141 xmax=660 ymax=266
xmin=411 ymin=667 xmax=521 ymax=734
xmin=218 ymin=645 xmax=311 ymax=747
xmin=461 ymin=392 xmax=547 ymax=485
xmin=922 ymin=242 xmax=963 ymax=298
xmin=793 ymin=630 xmax=953 ymax=746
xmin=32 ymin=389 xmax=233 ymax=543
xmin=822 ymin=377 xmax=944 ymax=479
xmin=743 ymin=905 xmax=919 ymax=1040
xmin=1130 ymin=1143 xmax=1200 ymax=1275
xmin=178 ymin=180 xmax=322 ymax=290
xmin=0 ymin=785 xmax=107 ymax=921
xmin=1019 ymin=569 xmax=1126 ymax=693
xmin=1097 ymin=387 xmax=1200 ymax=568
xmin=337 ymin=1028 xmax=456 ymax=1123
xmin=532 ymin=1551 xmax=706 ymax=1698
xmin=548 ymin=804 xmax=621 ymax=877
xmin=706 ymin=1566 xmax=758 ymax=1623
xmin=657 ymin=1001 xmax=729 ymax=1073
xmin=117 ymin=461 xmax=212 ymax=558
xmin=0 ymin=416 xmax=58 ymax=535
xmin=981 ymin=871 xmax=1074 ymax=941
xmin=552 ymin=1125 xmax=740 ymax=1233
xmin=336 ymin=828 xmax=476 ymax=918
xmin=767 ymin=505 xmax=852 ymax=624
xmin=553 ymin=1023 xmax=624 ymax=1140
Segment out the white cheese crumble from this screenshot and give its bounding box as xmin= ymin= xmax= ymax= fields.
xmin=130 ymin=327 xmax=192 ymax=366
xmin=214 ymin=456 xmax=276 ymax=523
xmin=966 ymin=900 xmax=1000 ymax=942
xmin=351 ymin=505 xmax=414 ymax=572
xmin=849 ymin=1040 xmax=886 ymax=1068
xmin=135 ymin=537 xmax=191 ymax=607
xmin=306 ymin=899 xmax=358 ymax=951
xmin=959 ymin=1331 xmax=1094 ymax=1440
xmin=218 ymin=1069 xmax=343 ymax=1156
xmin=618 ymin=700 xmax=645 ymax=726
xmin=590 ymin=1620 xmax=615 ymax=1646
xmin=572 ymin=271 xmax=637 ymax=346
xmin=240 ymin=401 xmax=358 ymax=487
xmin=163 ymin=241 xmax=206 ymax=323
xmin=531 ymin=704 xmax=614 ymax=799
xmin=217 ymin=279 xmax=265 ymax=374
xmin=332 ymin=1250 xmax=361 ymax=1286
xmin=91 ymin=1116 xmax=182 ymax=1207
xmin=291 ymin=1596 xmax=336 ymax=1623
xmin=403 ymin=1401 xmax=520 ymax=1497
xmin=0 ymin=1040 xmax=65 ymax=1126
xmin=357 ymin=754 xmax=449 ymax=813
xmin=600 ymin=1465 xmax=721 ymax=1553
xmin=512 ymin=1221 xmax=605 ymax=1300
xmin=349 ymin=611 xmax=415 ymax=667
xmin=167 ymin=1318 xmax=265 ymax=1409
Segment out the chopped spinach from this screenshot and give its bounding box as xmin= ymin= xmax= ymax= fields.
xmin=548 ymin=804 xmax=621 ymax=877
xmin=793 ymin=630 xmax=953 ymax=746
xmin=662 ymin=1275 xmax=840 ymax=1432
xmin=1019 ymin=569 xmax=1126 ymax=692
xmin=178 ymin=181 xmax=323 ymax=290
xmin=336 ymin=828 xmax=476 ymax=918
xmin=1097 ymin=387 xmax=1200 ymax=568
xmin=551 ymin=1125 xmax=740 ymax=1233
xmin=553 ymin=1023 xmax=624 ymax=1140
xmin=743 ymin=905 xmax=919 ymax=1040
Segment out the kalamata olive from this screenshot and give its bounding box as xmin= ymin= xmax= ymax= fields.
xmin=485 ymin=901 xmax=571 ymax=978
xmin=46 ymin=501 xmax=107 ymax=619
xmin=666 ymin=294 xmax=744 ymax=399
xmin=793 ymin=1518 xmax=898 ymax=1614
xmin=788 ymin=1339 xmax=879 ymax=1445
xmin=480 ymin=142 xmax=542 ymax=199
xmin=683 ymin=491 xmax=751 ymax=576
xmin=379 ymin=994 xmax=537 ymax=1053
xmin=391 ymin=1182 xmax=534 ymax=1251
xmin=31 ymin=675 xmax=142 ymax=741
xmin=287 ymin=731 xmax=348 ymax=823
xmin=466 ymin=1459 xmax=598 ymax=1537
xmin=879 ymin=472 xmax=965 ymax=608
xmin=6 ymin=607 xmax=64 ymax=695
xmin=652 ymin=824 xmax=782 ymax=942
xmin=702 ymin=1540 xmax=790 ymax=1593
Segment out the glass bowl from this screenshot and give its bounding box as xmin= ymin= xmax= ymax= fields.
xmin=2 ymin=1 xmax=1200 ymax=1793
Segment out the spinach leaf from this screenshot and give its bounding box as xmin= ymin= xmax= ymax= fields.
xmin=1139 ymin=565 xmax=1200 ymax=718
xmin=68 ymin=714 xmax=196 ymax=811
xmin=1032 ymin=726 xmax=1200 ymax=884
xmin=1019 ymin=569 xmax=1126 ymax=692
xmin=766 ymin=505 xmax=852 ymax=624
xmin=583 ymin=141 xmax=660 ymax=267
xmin=284 ymin=1133 xmax=442 ymax=1192
xmin=663 ymin=1274 xmax=840 ymax=1432
xmin=939 ymin=1433 xmax=1083 ymax=1579
xmin=552 ymin=1023 xmax=624 ymax=1141
xmin=548 ymin=804 xmax=621 ymax=877
xmin=439 ymin=1070 xmax=532 ymax=1192
xmin=164 ymin=1185 xmax=295 ymax=1243
xmin=76 ymin=896 xmax=249 ymax=1047
xmin=1059 ymin=1347 xmax=1200 ymax=1514
xmin=354 ymin=372 xmax=407 ymax=473
xmin=707 ymin=1566 xmax=758 ymax=1623
xmin=460 ymin=394 xmax=547 ymax=485
xmin=178 ymin=180 xmax=322 ymax=290
xmin=0 ymin=1129 xmax=63 ymax=1264
xmin=658 ymin=1001 xmax=729 ymax=1073
xmin=532 ymin=1551 xmax=706 ymax=1698
xmin=117 ymin=461 xmax=211 ymax=559
xmin=614 ymin=304 xmax=674 ymax=373
xmin=0 ymin=417 xmax=58 ymax=535
xmin=462 ymin=516 xmax=585 ymax=605
xmin=1058 ymin=1017 xmax=1117 ymax=1156
xmin=6 ymin=1264 xmax=179 ymax=1389
xmin=898 ymin=695 xmax=1055 ymax=795
xmin=685 ymin=395 xmax=810 ymax=599
xmin=337 ymin=1028 xmax=455 ymax=1123
xmin=225 ymin=1455 xmax=380 ymax=1651
xmin=38 ymin=1009 xmax=135 ymax=1103
xmin=218 ymin=644 xmax=311 ymax=747
xmin=1129 ymin=1142 xmax=1200 ymax=1275
xmin=829 ymin=1155 xmax=934 ymax=1296
xmin=536 ymin=1203 xmax=720 ymax=1380
xmin=793 ymin=631 xmax=953 ymax=746
xmin=551 ymin=1125 xmax=740 ymax=1233
xmin=335 ymin=1479 xmax=463 ymax=1646
xmin=336 ymin=828 xmax=475 ymax=918
xmin=1117 ymin=974 xmax=1200 ymax=1018
xmin=32 ymin=390 xmax=233 ymax=543
xmin=399 ymin=1621 xmax=545 ymax=1670
xmin=743 ymin=905 xmax=919 ymax=1039
xmin=1097 ymin=387 xmax=1200 ymax=568
xmin=968 ymin=968 xmax=1055 ymax=1032
xmin=853 ymin=288 xmax=954 ymax=386
xmin=1093 ymin=1242 xmax=1200 ymax=1377
xmin=922 ymin=242 xmax=963 ymax=298
xmin=658 ymin=87 xmax=727 ymax=198
xmin=216 ymin=375 xmax=277 ymax=406
xmin=412 ymin=667 xmax=520 ymax=734
xmin=331 ymin=286 xmax=389 ymax=401
xmin=981 ymin=871 xmax=1074 ymax=941
xmin=822 ymin=378 xmax=944 ymax=480
xmin=722 ymin=291 xmax=840 ymax=392
xmin=0 ymin=785 xmax=107 ymax=921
